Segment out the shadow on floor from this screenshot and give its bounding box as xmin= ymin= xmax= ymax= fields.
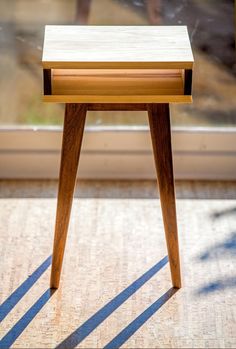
xmin=104 ymin=287 xmax=177 ymax=349
xmin=196 ymin=230 xmax=236 ymax=295
xmin=0 ymin=256 xmax=53 ymax=348
xmin=0 ymin=288 xmax=55 ymax=348
xmin=210 ymin=206 xmax=236 ymax=220
xmin=55 ymin=256 xmax=169 ymax=349
xmin=198 ymin=232 xmax=236 ymax=261
xmin=197 ymin=276 xmax=236 ymax=294
xmin=0 ymin=255 xmax=51 ymax=322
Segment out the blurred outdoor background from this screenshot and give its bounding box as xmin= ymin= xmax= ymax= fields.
xmin=0 ymin=0 xmax=235 ymax=126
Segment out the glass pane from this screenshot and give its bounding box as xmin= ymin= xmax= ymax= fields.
xmin=0 ymin=0 xmax=235 ymax=127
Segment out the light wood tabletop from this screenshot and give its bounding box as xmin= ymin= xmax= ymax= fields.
xmin=42 ymin=25 xmax=194 ymax=69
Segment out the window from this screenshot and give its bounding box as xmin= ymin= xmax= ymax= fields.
xmin=0 ymin=0 xmax=235 ymax=179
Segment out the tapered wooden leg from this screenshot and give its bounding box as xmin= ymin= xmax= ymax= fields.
xmin=50 ymin=103 xmax=87 ymax=289
xmin=148 ymin=103 xmax=181 ymax=288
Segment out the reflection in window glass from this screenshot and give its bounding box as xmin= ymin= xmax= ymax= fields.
xmin=0 ymin=0 xmax=235 ymax=126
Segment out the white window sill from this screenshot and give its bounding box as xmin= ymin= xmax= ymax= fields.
xmin=0 ymin=126 xmax=235 ymax=180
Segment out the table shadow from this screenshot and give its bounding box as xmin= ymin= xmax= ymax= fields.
xmin=55 ymin=256 xmax=168 ymax=349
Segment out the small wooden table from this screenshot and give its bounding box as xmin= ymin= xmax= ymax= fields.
xmin=42 ymin=25 xmax=194 ymax=289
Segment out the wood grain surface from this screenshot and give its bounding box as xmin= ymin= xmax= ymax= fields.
xmin=42 ymin=25 xmax=194 ymax=69
xmin=43 ymin=94 xmax=192 ymax=103
xmin=52 ymin=69 xmax=184 ymax=95
xmin=148 ymin=103 xmax=181 ymax=288
xmin=50 ymin=103 xmax=87 ymax=288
